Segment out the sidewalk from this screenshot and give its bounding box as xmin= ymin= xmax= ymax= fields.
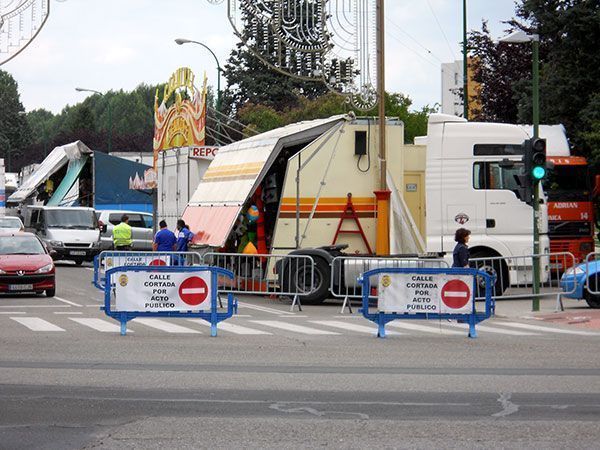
xmin=494 ymin=296 xmax=600 ymax=329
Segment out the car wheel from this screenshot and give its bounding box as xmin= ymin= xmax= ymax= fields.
xmin=46 ymin=288 xmax=56 ymax=297
xmin=284 ymin=257 xmax=330 ymax=305
xmin=585 ymin=274 xmax=600 ymax=309
xmin=470 ymin=252 xmax=509 ymax=298
xmin=74 ymin=259 xmax=83 ymax=266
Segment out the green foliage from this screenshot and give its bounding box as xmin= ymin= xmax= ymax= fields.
xmin=0 ymin=70 xmax=31 ymax=158
xmin=237 ymin=91 xmax=436 ymax=144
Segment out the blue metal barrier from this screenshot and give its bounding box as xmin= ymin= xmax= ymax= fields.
xmin=103 ymin=265 xmax=236 ymax=337
xmin=359 ymin=267 xmax=495 ymax=339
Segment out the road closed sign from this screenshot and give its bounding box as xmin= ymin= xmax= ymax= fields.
xmin=104 ymin=254 xmax=171 ymax=270
xmin=114 ymin=270 xmax=212 ymax=312
xmin=377 ymin=273 xmax=473 ymax=314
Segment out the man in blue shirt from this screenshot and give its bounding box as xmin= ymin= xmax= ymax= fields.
xmin=175 ymin=219 xmax=194 ymax=252
xmin=153 ymin=220 xmax=176 ymax=251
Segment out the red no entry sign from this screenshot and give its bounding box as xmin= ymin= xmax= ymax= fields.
xmin=179 ymin=276 xmax=209 ymax=306
xmin=441 ymin=279 xmax=471 ymax=309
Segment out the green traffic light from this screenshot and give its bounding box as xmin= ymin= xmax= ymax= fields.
xmin=532 ymin=166 xmax=546 ymax=180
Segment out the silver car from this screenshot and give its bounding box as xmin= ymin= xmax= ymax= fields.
xmin=96 ymin=210 xmax=154 ymax=251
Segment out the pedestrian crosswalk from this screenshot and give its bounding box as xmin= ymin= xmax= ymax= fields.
xmin=3 ymin=315 xmax=600 ymax=338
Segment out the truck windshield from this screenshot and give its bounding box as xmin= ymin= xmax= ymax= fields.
xmin=45 ymin=210 xmax=97 ymax=229
xmin=543 ymin=166 xmax=590 ymax=201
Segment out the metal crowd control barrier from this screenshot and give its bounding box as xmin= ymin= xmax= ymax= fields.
xmin=202 ymin=253 xmax=316 ymax=311
xmin=359 ymin=267 xmax=495 ymax=339
xmin=585 ymin=252 xmax=600 ymax=295
xmin=103 ymin=265 xmax=235 ymax=336
xmin=93 ymin=251 xmax=203 ymax=290
xmin=330 ymin=256 xmax=450 ymax=314
xmin=469 ymin=252 xmax=576 ymax=311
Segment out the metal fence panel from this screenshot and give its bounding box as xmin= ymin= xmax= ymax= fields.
xmin=201 ymin=252 xmax=316 ymax=298
xmin=93 ymin=251 xmax=204 ymax=290
xmin=469 ymin=252 xmax=576 ymax=300
xmin=330 ymin=256 xmax=449 ymax=299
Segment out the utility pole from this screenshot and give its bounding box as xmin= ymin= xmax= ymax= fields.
xmin=463 ymin=0 xmax=468 ymax=120
xmin=374 ymin=0 xmax=390 ymax=255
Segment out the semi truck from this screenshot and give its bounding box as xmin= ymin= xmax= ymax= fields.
xmin=183 ymin=113 xmax=549 ymax=303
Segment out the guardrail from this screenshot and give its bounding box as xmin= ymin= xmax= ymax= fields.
xmin=330 ymin=256 xmax=449 ymax=313
xmin=359 ymin=267 xmax=495 ymax=338
xmin=103 ymin=265 xmax=236 ymax=336
xmin=93 ymin=251 xmax=203 ymax=290
xmin=585 ymin=252 xmax=600 ymax=295
xmin=201 ymin=252 xmax=316 ymax=311
xmin=469 ymin=252 xmax=576 ymax=305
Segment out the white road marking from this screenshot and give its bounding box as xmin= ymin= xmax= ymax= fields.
xmin=236 ymin=301 xmax=296 ymax=316
xmin=70 ymin=318 xmax=129 ymax=333
xmin=250 ymin=320 xmax=340 ymax=335
xmin=188 ymin=319 xmax=272 ymax=335
xmin=11 ymin=317 xmax=65 ymax=331
xmin=310 ymin=320 xmax=402 ymax=335
xmin=495 ymin=322 xmax=600 ymax=336
xmin=132 ymin=318 xmax=201 ymax=334
xmin=387 ymin=322 xmax=464 ymax=335
xmin=444 ymin=322 xmax=538 ymax=336
xmin=53 ymin=296 xmax=83 ymax=307
xmin=0 ymin=305 xmax=70 ymax=308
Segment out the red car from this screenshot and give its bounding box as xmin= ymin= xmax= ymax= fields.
xmin=0 ymin=232 xmax=56 ymax=297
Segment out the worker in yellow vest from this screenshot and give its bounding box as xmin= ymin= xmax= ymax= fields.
xmin=112 ymin=214 xmax=133 ymax=250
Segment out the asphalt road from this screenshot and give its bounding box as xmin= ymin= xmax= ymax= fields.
xmin=0 ymin=262 xmax=599 ymax=449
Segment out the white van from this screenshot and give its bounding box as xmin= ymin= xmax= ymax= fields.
xmin=24 ymin=206 xmax=101 ymax=265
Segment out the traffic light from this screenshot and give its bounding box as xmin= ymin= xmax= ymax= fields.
xmin=530 ymin=137 xmax=547 ymax=180
xmin=515 ymin=137 xmax=547 ymax=205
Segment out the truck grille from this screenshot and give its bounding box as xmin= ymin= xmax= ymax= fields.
xmin=548 ymin=221 xmax=591 ymax=237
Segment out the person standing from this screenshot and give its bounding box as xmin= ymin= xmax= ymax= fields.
xmin=452 ymin=228 xmax=471 ymax=268
xmin=112 ymin=214 xmax=133 ymax=251
xmin=175 ymin=219 xmax=194 ymax=252
xmin=153 ymin=220 xmax=176 ymax=251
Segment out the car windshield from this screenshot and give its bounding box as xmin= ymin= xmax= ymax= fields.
xmin=46 ymin=209 xmax=97 ymax=229
xmin=0 ymin=236 xmax=45 ymax=255
xmin=0 ymin=217 xmax=22 ymax=229
xmin=543 ymin=166 xmax=590 ymax=201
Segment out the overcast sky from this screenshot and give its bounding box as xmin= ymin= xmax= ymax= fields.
xmin=4 ymin=0 xmax=519 ymax=114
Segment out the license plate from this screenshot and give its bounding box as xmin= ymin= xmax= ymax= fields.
xmin=9 ymin=284 xmax=33 ymax=291
xmin=69 ymin=251 xmax=87 ymax=256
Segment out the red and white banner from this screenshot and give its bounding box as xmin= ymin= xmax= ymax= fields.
xmin=377 ymin=273 xmax=473 ymax=314
xmin=114 ymin=271 xmax=212 ymax=312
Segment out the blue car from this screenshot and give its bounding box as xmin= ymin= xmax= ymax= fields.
xmin=560 ymin=260 xmax=600 ymax=308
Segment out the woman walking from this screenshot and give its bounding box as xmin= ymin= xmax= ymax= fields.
xmin=452 ymin=228 xmax=471 ymax=268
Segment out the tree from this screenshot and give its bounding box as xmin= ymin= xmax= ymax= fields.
xmin=222 ymin=2 xmax=329 ymax=115
xmin=0 ymin=70 xmax=31 ymax=165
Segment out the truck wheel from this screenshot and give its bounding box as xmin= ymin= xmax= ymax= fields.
xmin=285 ymin=257 xmax=330 ymax=305
xmin=470 ymin=252 xmax=509 ymax=298
xmin=585 ymin=275 xmax=600 ymax=308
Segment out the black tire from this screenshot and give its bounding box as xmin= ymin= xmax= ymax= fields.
xmin=470 ymin=252 xmax=509 ymax=298
xmin=73 ymin=259 xmax=83 ymax=266
xmin=284 ymin=257 xmax=330 ymax=305
xmin=46 ymin=288 xmax=56 ymax=297
xmin=585 ymin=275 xmax=600 ymax=308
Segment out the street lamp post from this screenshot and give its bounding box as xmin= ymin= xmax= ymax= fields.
xmin=75 ymin=87 xmax=112 ymax=153
xmin=175 ymin=38 xmax=223 ymax=141
xmin=499 ymin=30 xmax=541 ymax=310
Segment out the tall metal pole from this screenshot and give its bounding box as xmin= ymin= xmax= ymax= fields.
xmin=463 ymin=0 xmax=468 ymax=120
xmin=532 ymin=37 xmax=541 ymax=310
xmin=374 ymin=0 xmax=390 ymax=255
xmin=107 ymin=98 xmax=113 ymax=154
